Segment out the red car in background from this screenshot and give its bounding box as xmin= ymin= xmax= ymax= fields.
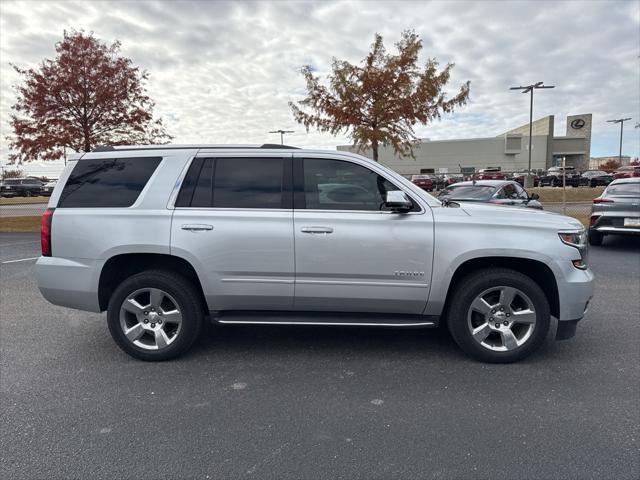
xmin=612 ymin=165 xmax=640 ymax=179
xmin=513 ymin=172 xmax=541 ymax=187
xmin=410 ymin=174 xmax=435 ymax=191
xmin=474 ymin=168 xmax=506 ymax=180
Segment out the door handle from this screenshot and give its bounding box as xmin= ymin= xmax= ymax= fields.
xmin=181 ymin=224 xmax=213 ymax=231
xmin=300 ymin=226 xmax=334 ymax=234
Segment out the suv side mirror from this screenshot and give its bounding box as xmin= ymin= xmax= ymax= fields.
xmin=529 ymin=193 xmax=540 ymax=200
xmin=384 ymin=190 xmax=412 ymax=213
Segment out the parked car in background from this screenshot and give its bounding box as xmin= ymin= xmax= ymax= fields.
xmin=1 ymin=178 xmax=44 ymax=196
xmin=588 ymin=178 xmax=640 ymax=245
xmin=438 ymin=180 xmax=543 ymax=209
xmin=580 ymin=170 xmax=613 ymax=188
xmin=474 ymin=167 xmax=506 ymax=180
xmin=0 ymin=180 xmax=19 ymax=198
xmin=612 ymin=165 xmax=640 ymax=179
xmin=410 ymin=174 xmax=435 ymax=191
xmin=41 ymin=180 xmax=58 ymax=196
xmin=539 ymin=166 xmax=582 ymax=187
xmin=437 ymin=174 xmax=464 ymax=189
xmin=513 ymin=171 xmax=540 ymax=187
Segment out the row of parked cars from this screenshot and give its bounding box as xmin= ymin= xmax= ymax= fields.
xmin=411 ymin=165 xmax=639 ymax=191
xmin=0 ymin=178 xmax=57 ymax=198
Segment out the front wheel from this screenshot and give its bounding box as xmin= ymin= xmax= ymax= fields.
xmin=447 ymin=269 xmax=550 ymax=363
xmin=107 ymin=270 xmax=204 ymax=361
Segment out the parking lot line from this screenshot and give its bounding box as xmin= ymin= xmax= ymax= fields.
xmin=0 ymin=241 xmax=39 ymax=248
xmin=2 ymin=256 xmax=39 ymax=264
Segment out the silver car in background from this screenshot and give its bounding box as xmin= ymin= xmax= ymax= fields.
xmin=588 ymin=178 xmax=640 ymax=246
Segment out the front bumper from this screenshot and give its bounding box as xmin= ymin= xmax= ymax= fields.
xmin=555 ymin=260 xmax=594 ymax=322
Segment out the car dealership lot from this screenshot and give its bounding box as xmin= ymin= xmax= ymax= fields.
xmin=1 ymin=233 xmax=638 ymax=479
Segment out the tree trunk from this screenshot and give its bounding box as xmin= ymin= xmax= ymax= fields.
xmin=371 ymin=139 xmax=379 ymax=162
xmin=83 ymin=124 xmax=91 ymax=152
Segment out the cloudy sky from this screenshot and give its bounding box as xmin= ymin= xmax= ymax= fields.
xmin=0 ymin=0 xmax=638 ymax=170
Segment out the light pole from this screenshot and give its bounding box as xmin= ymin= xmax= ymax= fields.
xmin=268 ymin=130 xmax=294 ymax=145
xmin=607 ymin=118 xmax=632 ymax=164
xmin=510 ymin=82 xmax=555 ymax=187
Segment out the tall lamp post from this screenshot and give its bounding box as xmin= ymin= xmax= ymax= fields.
xmin=607 ymin=117 xmax=632 ymax=164
xmin=510 ymin=82 xmax=555 ymax=187
xmin=268 ymin=130 xmax=295 ymax=145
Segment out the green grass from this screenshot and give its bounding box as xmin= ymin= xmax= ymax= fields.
xmin=527 ymin=187 xmax=604 ymax=203
xmin=0 ymin=216 xmax=41 ymax=232
xmin=0 ymin=196 xmax=49 ymax=205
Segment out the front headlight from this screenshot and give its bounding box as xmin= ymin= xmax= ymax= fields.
xmin=559 ymin=230 xmax=588 ymax=269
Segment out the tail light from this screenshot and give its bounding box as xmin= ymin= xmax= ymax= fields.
xmin=41 ymin=208 xmax=54 ymax=256
xmin=589 ymin=215 xmax=600 ymax=227
xmin=592 ymin=197 xmax=613 ymax=204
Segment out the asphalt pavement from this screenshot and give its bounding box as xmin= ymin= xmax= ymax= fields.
xmin=1 ymin=232 xmax=638 ymax=479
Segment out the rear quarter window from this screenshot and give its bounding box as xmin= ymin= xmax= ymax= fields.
xmin=57 ymin=157 xmax=162 ymax=208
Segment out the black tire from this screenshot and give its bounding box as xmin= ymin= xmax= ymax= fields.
xmin=590 ymin=180 xmax=597 ymax=188
xmin=588 ymin=229 xmax=604 ymax=246
xmin=107 ymin=270 xmax=204 ymax=361
xmin=24 ymin=190 xmax=32 ymax=197
xmin=447 ymin=268 xmax=550 ymax=363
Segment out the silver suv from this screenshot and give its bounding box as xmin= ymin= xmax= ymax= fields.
xmin=36 ymin=145 xmax=594 ymax=363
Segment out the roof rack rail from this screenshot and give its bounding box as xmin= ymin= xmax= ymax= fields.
xmin=91 ymin=144 xmax=299 ymax=152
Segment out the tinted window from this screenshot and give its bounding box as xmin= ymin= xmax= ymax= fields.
xmin=191 ymin=158 xmax=214 ymax=207
xmin=58 ymin=157 xmax=161 ymax=208
xmin=302 ymin=158 xmax=402 ymax=211
xmin=175 ymin=157 xmax=286 ymax=209
xmin=213 ymin=158 xmax=284 ymax=208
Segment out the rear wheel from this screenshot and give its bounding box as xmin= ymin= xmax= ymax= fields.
xmin=588 ymin=229 xmax=604 ymax=246
xmin=107 ymin=270 xmax=204 ymax=361
xmin=447 ymin=269 xmax=550 ymax=363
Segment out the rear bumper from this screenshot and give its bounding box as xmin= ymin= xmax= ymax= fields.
xmin=35 ymin=256 xmax=102 ymax=312
xmin=593 ymin=226 xmax=640 ymax=235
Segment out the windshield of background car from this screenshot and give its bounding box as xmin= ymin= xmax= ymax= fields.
xmin=440 ymin=185 xmax=495 ymax=199
xmin=605 ymin=183 xmax=640 ymax=197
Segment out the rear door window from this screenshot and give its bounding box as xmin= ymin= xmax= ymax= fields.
xmin=175 ymin=157 xmax=289 ymax=209
xmin=58 ymin=157 xmax=162 ymax=208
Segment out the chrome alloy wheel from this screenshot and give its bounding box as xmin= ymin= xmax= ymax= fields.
xmin=119 ymin=288 xmax=183 ymax=350
xmin=466 ymin=286 xmax=537 ymax=352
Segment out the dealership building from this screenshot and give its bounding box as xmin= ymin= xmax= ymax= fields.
xmin=337 ymin=113 xmax=593 ymax=175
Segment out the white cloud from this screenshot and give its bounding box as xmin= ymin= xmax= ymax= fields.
xmin=1 ymin=0 xmax=638 ymax=168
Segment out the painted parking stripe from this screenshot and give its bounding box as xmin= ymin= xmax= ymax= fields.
xmin=0 ymin=241 xmax=39 ymax=247
xmin=2 ymin=257 xmax=39 ymax=264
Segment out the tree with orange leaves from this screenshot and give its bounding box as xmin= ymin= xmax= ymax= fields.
xmin=290 ymin=30 xmax=470 ymax=162
xmin=8 ymin=30 xmax=171 ymax=163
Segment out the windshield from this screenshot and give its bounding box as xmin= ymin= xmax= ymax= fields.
xmin=440 ymin=185 xmax=496 ymax=200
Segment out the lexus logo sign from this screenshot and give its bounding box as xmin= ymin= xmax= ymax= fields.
xmin=571 ymin=118 xmax=586 ymax=129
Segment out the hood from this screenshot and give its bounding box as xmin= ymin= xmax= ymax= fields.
xmin=452 ymin=201 xmax=584 ymax=230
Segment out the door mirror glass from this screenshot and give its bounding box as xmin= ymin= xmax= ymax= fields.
xmin=385 ymin=191 xmax=412 ymax=212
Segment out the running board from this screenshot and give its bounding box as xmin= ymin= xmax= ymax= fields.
xmin=211 ymin=311 xmax=439 ymax=328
